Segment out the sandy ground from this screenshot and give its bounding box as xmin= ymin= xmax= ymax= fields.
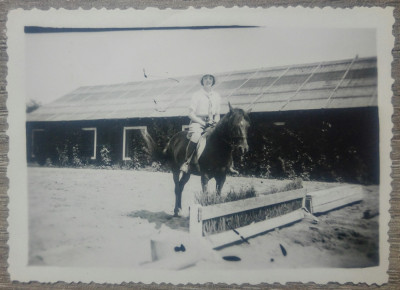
xmin=28 ymin=167 xmax=379 ymax=269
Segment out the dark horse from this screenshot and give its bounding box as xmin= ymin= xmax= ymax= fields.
xmin=143 ymin=103 xmax=251 ymax=216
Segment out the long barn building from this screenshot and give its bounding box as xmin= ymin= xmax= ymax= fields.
xmin=27 ymin=56 xmax=379 ymax=183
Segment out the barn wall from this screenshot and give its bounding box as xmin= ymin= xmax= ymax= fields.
xmin=26 ymin=117 xmax=189 ymax=166
xmin=26 ymin=107 xmax=379 ymax=184
xmin=236 ymin=107 xmax=379 ymax=184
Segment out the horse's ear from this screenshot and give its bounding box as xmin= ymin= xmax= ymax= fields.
xmin=228 ymin=102 xmax=233 ymax=112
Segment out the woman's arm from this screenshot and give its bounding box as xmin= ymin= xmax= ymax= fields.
xmin=188 ymin=110 xmax=206 ymax=127
xmin=188 ymin=92 xmax=207 ymax=127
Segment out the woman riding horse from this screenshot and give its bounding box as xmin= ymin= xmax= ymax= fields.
xmin=180 ymin=74 xmax=220 ymax=173
xmin=141 ymin=75 xmax=251 ymax=216
xmin=180 ymin=74 xmax=237 ymax=175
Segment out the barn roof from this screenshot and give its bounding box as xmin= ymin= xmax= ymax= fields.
xmin=27 ymin=56 xmax=377 ymax=122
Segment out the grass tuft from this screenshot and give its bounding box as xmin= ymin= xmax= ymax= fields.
xmin=264 ymin=178 xmax=303 ymax=195
xmin=225 ymin=186 xmax=257 ymax=203
xmin=195 ymin=185 xmax=257 ymax=207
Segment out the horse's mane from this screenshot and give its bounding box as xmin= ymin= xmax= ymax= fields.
xmin=213 ymin=107 xmax=250 ymax=140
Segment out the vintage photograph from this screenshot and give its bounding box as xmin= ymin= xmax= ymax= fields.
xmin=6 ymin=7 xmax=393 ymax=284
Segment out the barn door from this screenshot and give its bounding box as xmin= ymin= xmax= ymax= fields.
xmin=123 ymin=126 xmax=149 ymax=166
xmin=81 ymin=128 xmax=97 ymax=160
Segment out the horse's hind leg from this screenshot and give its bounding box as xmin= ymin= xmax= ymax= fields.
xmin=215 ymin=174 xmax=227 ymax=196
xmin=172 ymin=171 xmax=190 ymax=217
xmin=201 ymin=175 xmax=210 ymax=194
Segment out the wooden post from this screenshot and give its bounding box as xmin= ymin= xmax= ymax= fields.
xmin=189 ymin=204 xmax=203 ymax=238
xmin=301 ymin=189 xmax=307 ymax=209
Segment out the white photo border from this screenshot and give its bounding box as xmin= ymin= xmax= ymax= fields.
xmin=6 ymin=6 xmax=394 ymax=284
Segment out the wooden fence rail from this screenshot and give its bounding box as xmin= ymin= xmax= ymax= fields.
xmin=305 ymin=184 xmax=363 ymax=214
xmin=190 ymin=188 xmax=307 ymax=248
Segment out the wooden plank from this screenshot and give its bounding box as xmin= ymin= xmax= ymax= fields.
xmin=206 ymin=209 xmax=305 ymax=248
xmin=201 ymin=188 xmax=306 ymax=220
xmin=307 ymin=184 xmax=361 ymax=198
xmin=307 ymin=185 xmax=363 ymax=205
xmin=310 ymin=194 xmax=363 ymax=214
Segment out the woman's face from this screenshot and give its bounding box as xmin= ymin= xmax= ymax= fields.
xmin=202 ymin=75 xmax=214 ymax=88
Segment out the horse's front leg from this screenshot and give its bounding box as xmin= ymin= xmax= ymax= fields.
xmin=173 ymin=171 xmax=190 ymax=216
xmin=201 ymin=175 xmax=210 ymax=194
xmin=215 ymin=173 xmax=227 ymax=196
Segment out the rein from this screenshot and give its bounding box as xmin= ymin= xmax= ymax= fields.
xmin=220 ymin=136 xmax=247 ymax=148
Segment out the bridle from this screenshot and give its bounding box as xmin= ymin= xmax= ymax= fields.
xmin=219 ymin=116 xmax=249 ymax=148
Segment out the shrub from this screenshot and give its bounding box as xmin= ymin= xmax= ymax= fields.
xmin=71 ymin=144 xmax=83 ymax=167
xmin=100 ymin=145 xmax=112 ymax=166
xmin=130 ymin=150 xmax=143 ymax=170
xmin=45 ymin=158 xmax=53 ymax=167
xmin=151 ymin=161 xmax=162 ymax=171
xmin=56 ymin=144 xmax=69 ymax=166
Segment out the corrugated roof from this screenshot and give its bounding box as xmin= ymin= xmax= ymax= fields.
xmin=27 ymin=56 xmax=377 ymax=122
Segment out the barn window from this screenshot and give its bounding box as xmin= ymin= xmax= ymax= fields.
xmin=182 ymin=125 xmax=189 ymax=131
xmin=31 ymin=129 xmax=45 ymax=158
xmin=123 ymin=126 xmax=148 ymax=161
xmin=81 ymin=128 xmax=97 ymax=160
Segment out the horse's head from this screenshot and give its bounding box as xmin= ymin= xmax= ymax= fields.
xmin=223 ymin=102 xmax=251 ymax=154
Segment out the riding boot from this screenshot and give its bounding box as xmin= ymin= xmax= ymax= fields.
xmin=180 ymin=141 xmax=197 ymax=173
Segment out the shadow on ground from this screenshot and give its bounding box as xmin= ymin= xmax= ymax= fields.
xmin=127 ymin=210 xmax=189 ymax=232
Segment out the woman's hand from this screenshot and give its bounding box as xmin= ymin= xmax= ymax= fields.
xmin=204 ymin=121 xmax=216 ymax=129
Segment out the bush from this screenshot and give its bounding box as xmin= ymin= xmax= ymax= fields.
xmin=71 ymin=144 xmax=83 ymax=167
xmin=100 ymin=145 xmax=112 ymax=166
xmin=56 ymin=144 xmax=69 ymax=166
xmin=45 ymin=158 xmax=53 ymax=167
xmin=150 ymin=161 xmax=162 ymax=171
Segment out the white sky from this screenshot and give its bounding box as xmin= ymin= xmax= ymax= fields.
xmin=25 ymin=27 xmax=376 ymax=105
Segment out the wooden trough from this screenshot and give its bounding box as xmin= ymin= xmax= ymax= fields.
xmin=190 ymin=188 xmax=307 ymax=248
xmin=305 ymin=184 xmax=364 ymax=214
xmin=189 ymin=184 xmax=365 ymax=248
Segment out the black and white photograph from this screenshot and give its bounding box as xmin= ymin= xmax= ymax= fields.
xmin=6 ymin=7 xmax=394 ymax=284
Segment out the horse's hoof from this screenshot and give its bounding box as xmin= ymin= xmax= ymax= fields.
xmin=173 ymin=208 xmax=182 ymax=217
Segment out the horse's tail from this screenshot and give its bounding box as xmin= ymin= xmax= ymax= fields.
xmin=140 ymin=130 xmax=167 ymax=163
